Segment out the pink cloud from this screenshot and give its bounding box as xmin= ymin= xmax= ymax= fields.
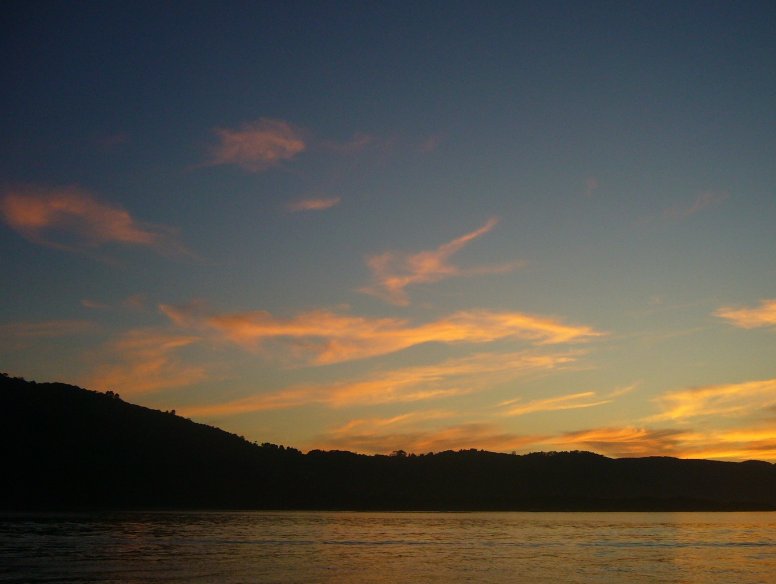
xmin=208 ymin=118 xmax=306 ymax=172
xmin=287 ymin=196 xmax=341 ymax=212
xmin=664 ymin=191 xmax=728 ymax=220
xmin=360 ymin=217 xmax=523 ymax=305
xmin=0 ymin=186 xmax=186 ymax=256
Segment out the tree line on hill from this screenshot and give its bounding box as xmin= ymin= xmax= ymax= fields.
xmin=2 ymin=373 xmax=775 ymax=511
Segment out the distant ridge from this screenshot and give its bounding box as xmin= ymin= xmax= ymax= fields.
xmin=2 ymin=373 xmax=775 ymax=511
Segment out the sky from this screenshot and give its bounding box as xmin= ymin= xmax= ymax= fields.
xmin=2 ymin=1 xmax=776 ymax=461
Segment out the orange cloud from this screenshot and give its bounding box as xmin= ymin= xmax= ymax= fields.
xmin=287 ymin=196 xmax=341 ymax=212
xmin=313 ymin=420 xmax=545 ymax=455
xmin=87 ymin=329 xmax=207 ymax=395
xmin=664 ymin=191 xmax=728 ymax=220
xmin=651 ymin=378 xmax=776 ymax=421
xmin=359 ymin=217 xmax=523 ymax=305
xmin=160 ymin=303 xmax=602 ymax=365
xmin=179 ymin=350 xmax=577 ymax=418
xmin=553 ymin=427 xmax=688 ymax=458
xmin=680 ymin=428 xmax=776 ymax=461
xmin=501 ymin=391 xmax=611 ymax=417
xmin=581 ymin=412 xmax=774 ymax=459
xmin=715 ymin=298 xmax=776 ymax=329
xmin=208 ymin=118 xmax=306 ymax=172
xmin=1 ymin=186 xmax=185 ymax=255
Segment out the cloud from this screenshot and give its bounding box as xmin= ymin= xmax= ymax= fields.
xmin=360 ymin=217 xmax=523 ymax=305
xmin=313 ymin=420 xmax=545 ymax=455
xmin=680 ymin=428 xmax=776 ymax=461
xmin=160 ymin=303 xmax=602 ymax=365
xmin=0 ymin=320 xmax=98 ymax=349
xmin=319 ymin=132 xmax=376 ymax=154
xmin=179 ymin=350 xmax=578 ymax=418
xmin=0 ymin=186 xmax=186 ymax=255
xmin=418 ymin=134 xmax=443 ymax=154
xmin=207 ymin=118 xmax=306 ymax=172
xmin=715 ymin=299 xmax=776 ymax=329
xmin=553 ymin=427 xmax=689 ymax=458
xmin=287 ymin=196 xmax=341 ymax=213
xmin=650 ymin=378 xmax=776 ymax=422
xmin=500 ymin=391 xmax=611 ymax=417
xmin=86 ymin=329 xmax=208 ymax=395
xmin=584 ymin=176 xmax=599 ymax=197
xmin=663 ymin=191 xmax=728 ymax=221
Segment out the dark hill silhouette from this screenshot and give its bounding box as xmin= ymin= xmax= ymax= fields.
xmin=2 ymin=373 xmax=775 ymax=511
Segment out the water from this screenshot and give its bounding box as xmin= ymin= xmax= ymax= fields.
xmin=1 ymin=511 xmax=774 ymax=583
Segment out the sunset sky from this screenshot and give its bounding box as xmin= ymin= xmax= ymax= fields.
xmin=2 ymin=1 xmax=775 ymax=461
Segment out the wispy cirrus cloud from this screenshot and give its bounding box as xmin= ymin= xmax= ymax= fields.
xmin=360 ymin=217 xmax=523 ymax=305
xmin=650 ymin=378 xmax=776 ymax=422
xmin=715 ymin=298 xmax=776 ymax=329
xmin=287 ymin=196 xmax=341 ymax=212
xmin=207 ymin=118 xmax=306 ymax=172
xmin=663 ymin=191 xmax=728 ymax=221
xmin=160 ymin=303 xmax=602 ymax=365
xmin=679 ymin=427 xmax=776 ymax=461
xmin=313 ymin=420 xmax=546 ymax=455
xmin=551 ymin=425 xmax=776 ymax=462
xmin=319 ymin=132 xmax=376 ymax=154
xmin=500 ymin=391 xmax=611 ymax=417
xmin=0 ymin=320 xmax=98 ymax=350
xmin=86 ymin=329 xmax=208 ymax=395
xmin=552 ymin=427 xmax=689 ymax=458
xmin=179 ymin=350 xmax=577 ymax=418
xmin=0 ymin=186 xmax=186 ymax=256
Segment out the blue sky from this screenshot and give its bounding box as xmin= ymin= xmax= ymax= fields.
xmin=2 ymin=1 xmax=776 ymax=459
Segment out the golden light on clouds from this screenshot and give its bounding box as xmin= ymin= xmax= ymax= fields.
xmin=179 ymin=350 xmax=577 ymax=417
xmin=359 ymin=217 xmax=523 ymax=305
xmin=314 ymin=418 xmax=546 ymax=455
xmin=500 ymin=391 xmax=611 ymax=417
xmin=553 ymin=427 xmax=688 ymax=458
xmin=87 ymin=329 xmax=207 ymax=395
xmin=715 ymin=299 xmax=776 ymax=329
xmin=160 ymin=303 xmax=602 ymax=365
xmin=651 ymin=378 xmax=776 ymax=421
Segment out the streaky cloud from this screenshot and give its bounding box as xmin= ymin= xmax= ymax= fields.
xmin=287 ymin=196 xmax=341 ymax=212
xmin=0 ymin=320 xmax=98 ymax=349
xmin=553 ymin=427 xmax=689 ymax=458
xmin=207 ymin=118 xmax=306 ymax=172
xmin=179 ymin=350 xmax=577 ymax=417
xmin=160 ymin=302 xmax=602 ymax=365
xmin=650 ymin=377 xmax=776 ymax=421
xmin=86 ymin=329 xmax=207 ymax=396
xmin=715 ymin=298 xmax=776 ymax=329
xmin=663 ymin=191 xmax=728 ymax=221
xmin=312 ymin=421 xmax=546 ymax=455
xmin=359 ymin=217 xmax=523 ymax=305
xmin=500 ymin=391 xmax=610 ymax=417
xmin=0 ymin=185 xmax=187 ymax=257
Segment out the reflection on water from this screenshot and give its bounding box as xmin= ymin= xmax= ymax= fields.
xmin=1 ymin=511 xmax=774 ymax=583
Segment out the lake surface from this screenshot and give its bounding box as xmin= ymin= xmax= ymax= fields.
xmin=1 ymin=511 xmax=774 ymax=583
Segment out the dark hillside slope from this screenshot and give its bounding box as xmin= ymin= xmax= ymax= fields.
xmin=2 ymin=374 xmax=775 ymax=511
xmin=1 ymin=374 xmax=303 ymax=509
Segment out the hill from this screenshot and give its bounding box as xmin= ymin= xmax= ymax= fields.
xmin=2 ymin=373 xmax=775 ymax=511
